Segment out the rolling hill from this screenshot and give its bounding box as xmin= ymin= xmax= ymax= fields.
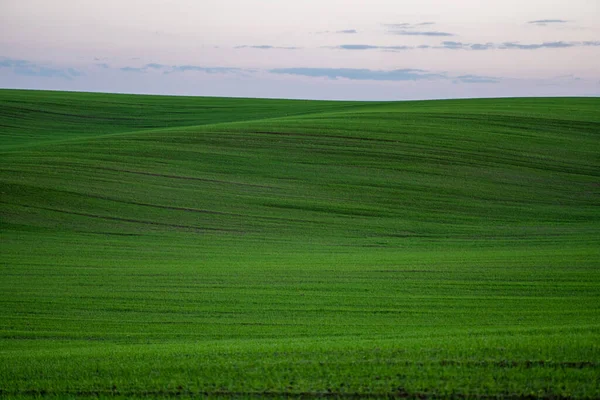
xmin=1 ymin=90 xmax=599 ymax=398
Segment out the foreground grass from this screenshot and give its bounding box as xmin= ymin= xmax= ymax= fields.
xmin=1 ymin=90 xmax=599 ymax=398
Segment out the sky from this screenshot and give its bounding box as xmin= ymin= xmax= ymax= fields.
xmin=0 ymin=0 xmax=599 ymax=100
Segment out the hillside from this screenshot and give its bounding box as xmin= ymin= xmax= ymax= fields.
xmin=1 ymin=90 xmax=599 ymax=398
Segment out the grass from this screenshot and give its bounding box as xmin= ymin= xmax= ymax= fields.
xmin=1 ymin=90 xmax=599 ymax=398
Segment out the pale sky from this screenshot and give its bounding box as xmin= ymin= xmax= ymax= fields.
xmin=1 ymin=0 xmax=599 ymax=100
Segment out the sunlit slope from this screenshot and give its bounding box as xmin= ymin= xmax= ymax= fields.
xmin=1 ymin=94 xmax=599 ymax=242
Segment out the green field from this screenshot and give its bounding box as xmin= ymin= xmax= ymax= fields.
xmin=1 ymin=89 xmax=599 ymax=398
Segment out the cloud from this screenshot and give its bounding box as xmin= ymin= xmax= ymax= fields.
xmin=438 ymin=40 xmax=595 ymax=50
xmin=0 ymin=57 xmax=83 ymax=79
xmin=145 ymin=63 xmax=165 ymax=69
xmin=117 ymin=63 xmax=244 ymax=75
xmin=331 ymin=39 xmax=597 ymax=52
xmin=384 ymin=22 xmax=454 ymax=37
xmin=96 ymin=63 xmax=110 ymax=69
xmin=499 ymin=41 xmax=575 ymax=50
xmin=115 ymin=63 xmax=498 ymax=85
xmin=439 ymin=41 xmax=492 ymax=50
xmin=390 ymin=30 xmax=454 ymax=37
xmin=384 ymin=22 xmax=435 ymax=29
xmin=269 ymin=67 xmax=503 ymax=85
xmin=114 ymin=63 xmax=501 ymax=85
xmin=455 ymin=75 xmax=501 ymax=84
xmin=335 ymin=44 xmax=412 ymax=51
xmin=441 ymin=41 xmax=463 ymax=49
xmin=337 ymin=44 xmax=378 ymax=50
xmin=528 ymin=19 xmax=568 ymax=25
xmin=470 ymin=43 xmax=495 ymax=51
xmin=269 ymin=67 xmax=444 ymax=81
xmin=376 ymin=45 xmax=413 ymax=51
xmin=315 ymin=29 xmax=359 ymax=35
xmin=170 ymin=66 xmax=242 ymax=74
xmin=235 ymin=45 xmax=300 ymax=50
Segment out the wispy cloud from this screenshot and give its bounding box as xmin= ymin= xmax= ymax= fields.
xmin=385 ymin=22 xmax=435 ymax=29
xmin=95 ymin=63 xmax=110 ymax=69
xmin=528 ymin=19 xmax=568 ymax=26
xmin=334 ymin=44 xmax=412 ymax=51
xmin=170 ymin=66 xmax=242 ymax=74
xmin=391 ymin=30 xmax=454 ymax=37
xmin=0 ymin=57 xmax=83 ymax=79
xmin=329 ymin=39 xmax=599 ymax=53
xmin=269 ymin=67 xmax=501 ymax=84
xmin=438 ymin=40 xmax=598 ymax=50
xmin=455 ymin=75 xmax=501 ymax=84
xmin=315 ymin=29 xmax=359 ymax=35
xmin=269 ymin=68 xmax=444 ymax=81
xmin=437 ymin=41 xmax=498 ymax=50
xmin=235 ymin=45 xmax=301 ymax=50
xmin=145 ymin=63 xmax=165 ymax=69
xmin=500 ymin=41 xmax=574 ymax=50
xmin=117 ymin=63 xmax=244 ymax=74
xmin=111 ymin=62 xmax=503 ymax=84
xmin=469 ymin=43 xmax=495 ymax=51
xmin=440 ymin=41 xmax=463 ymax=50
xmin=99 ymin=62 xmax=506 ymax=84
xmin=384 ymin=22 xmax=455 ymax=37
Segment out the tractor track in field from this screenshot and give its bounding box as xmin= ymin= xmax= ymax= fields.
xmin=3 ymin=202 xmax=245 ymax=233
xmin=92 ymin=165 xmax=277 ymax=189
